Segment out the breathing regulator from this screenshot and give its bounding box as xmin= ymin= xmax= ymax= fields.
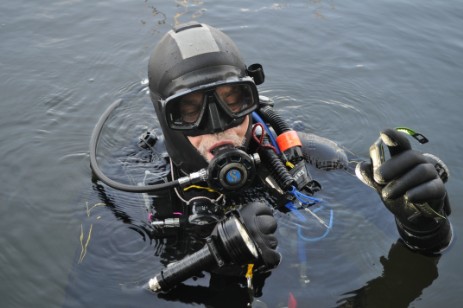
xmin=89 ymin=98 xmax=317 ymax=198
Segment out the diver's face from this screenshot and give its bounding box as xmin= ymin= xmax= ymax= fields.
xmin=176 ymin=84 xmax=251 ymax=125
xmin=187 ymin=115 xmax=249 ymax=162
xmin=181 ymin=84 xmax=251 ymax=162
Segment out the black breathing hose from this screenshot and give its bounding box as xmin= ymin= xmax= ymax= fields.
xmin=257 ymin=105 xmax=304 ymax=165
xmin=257 ymin=105 xmax=291 ymax=135
xmin=255 ymin=106 xmax=302 ymax=190
xmin=257 ymin=136 xmax=295 ymax=191
xmin=89 ymin=99 xmax=180 ymax=193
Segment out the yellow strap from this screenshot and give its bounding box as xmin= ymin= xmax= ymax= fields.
xmin=183 ymin=185 xmax=218 ymax=193
xmin=285 ymin=161 xmax=295 ymax=169
xmin=245 ymin=264 xmax=254 ymax=279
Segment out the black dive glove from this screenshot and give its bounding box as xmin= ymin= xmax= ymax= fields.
xmin=238 ymin=202 xmax=281 ymax=270
xmin=356 ymin=128 xmax=452 ymax=253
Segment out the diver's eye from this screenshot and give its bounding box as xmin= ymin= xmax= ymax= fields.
xmin=178 ymin=92 xmax=204 ymax=123
xmin=215 ymin=85 xmax=246 ymax=113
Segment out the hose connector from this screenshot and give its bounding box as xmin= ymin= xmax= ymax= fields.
xmin=177 ymin=169 xmax=208 ymax=187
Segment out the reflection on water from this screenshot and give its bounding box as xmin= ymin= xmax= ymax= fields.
xmin=1 ymin=0 xmax=463 ymax=307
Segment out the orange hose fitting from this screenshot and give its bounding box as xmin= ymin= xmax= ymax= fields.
xmin=276 ymin=130 xmax=302 ymax=152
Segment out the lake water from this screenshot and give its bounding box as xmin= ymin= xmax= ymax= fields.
xmin=1 ymin=1 xmax=462 ymax=307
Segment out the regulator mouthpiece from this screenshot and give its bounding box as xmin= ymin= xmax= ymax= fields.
xmin=176 ymin=146 xmax=259 ymax=193
xmin=206 ymin=146 xmax=260 ymax=192
xmin=148 ymin=214 xmax=258 ymax=292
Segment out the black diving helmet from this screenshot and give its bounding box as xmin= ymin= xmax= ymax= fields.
xmin=88 ymin=22 xmax=266 ymax=194
xmin=148 ymin=22 xmax=264 ymax=174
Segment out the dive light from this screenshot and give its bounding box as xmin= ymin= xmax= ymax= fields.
xmin=148 ymin=213 xmax=259 ymax=292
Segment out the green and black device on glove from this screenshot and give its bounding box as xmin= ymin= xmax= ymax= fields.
xmin=356 ymin=128 xmax=452 ymax=253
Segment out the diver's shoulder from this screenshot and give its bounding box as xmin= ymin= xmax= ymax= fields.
xmin=297 ymin=131 xmax=349 ymax=170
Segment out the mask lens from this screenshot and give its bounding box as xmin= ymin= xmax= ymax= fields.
xmin=215 ymin=84 xmax=256 ymax=116
xmin=167 ymin=91 xmax=206 ymax=128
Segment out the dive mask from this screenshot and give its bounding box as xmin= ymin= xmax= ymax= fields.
xmin=162 ymin=77 xmax=259 ymax=136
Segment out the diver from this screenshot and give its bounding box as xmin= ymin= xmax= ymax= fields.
xmin=89 ymin=22 xmax=453 ymax=306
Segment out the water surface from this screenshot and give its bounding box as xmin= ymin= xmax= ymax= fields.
xmin=1 ymin=1 xmax=462 ymax=307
